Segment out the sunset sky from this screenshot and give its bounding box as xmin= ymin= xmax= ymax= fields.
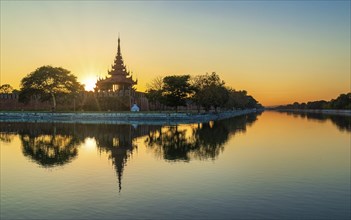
xmin=1 ymin=1 xmax=350 ymax=106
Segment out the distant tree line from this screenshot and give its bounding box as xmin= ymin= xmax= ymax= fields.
xmin=146 ymin=72 xmax=263 ymax=112
xmin=276 ymin=93 xmax=351 ymax=110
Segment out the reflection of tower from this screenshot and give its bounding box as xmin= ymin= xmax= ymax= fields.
xmin=110 ymin=143 xmax=134 ymax=192
xmin=95 ymin=124 xmax=134 ymax=192
xmin=110 ymin=125 xmax=134 ymax=192
xmin=94 ymin=124 xmax=160 ymax=192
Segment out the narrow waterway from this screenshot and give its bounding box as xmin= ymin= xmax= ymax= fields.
xmin=1 ymin=111 xmax=350 ymax=219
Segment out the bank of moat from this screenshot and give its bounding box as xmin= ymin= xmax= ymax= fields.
xmin=0 ymin=109 xmax=261 ymax=125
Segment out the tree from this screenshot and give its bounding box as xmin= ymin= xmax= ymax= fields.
xmin=162 ymin=75 xmax=194 ymax=112
xmin=0 ymin=84 xmax=14 ymax=94
xmin=245 ymin=95 xmax=261 ymax=109
xmin=230 ymin=90 xmax=249 ymax=109
xmin=225 ymin=89 xmax=262 ymax=109
xmin=19 ymin=66 xmax=84 ymax=110
xmin=276 ymin=92 xmax=350 ymax=110
xmin=330 ymin=93 xmax=351 ymax=109
xmin=306 ymin=100 xmax=328 ymax=109
xmin=192 ymin=72 xmax=229 ymax=112
xmin=145 ymin=76 xmax=164 ymax=107
xmin=146 ymin=76 xmax=164 ymax=92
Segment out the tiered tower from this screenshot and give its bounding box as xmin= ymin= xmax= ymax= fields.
xmin=95 ymin=37 xmax=137 ymax=92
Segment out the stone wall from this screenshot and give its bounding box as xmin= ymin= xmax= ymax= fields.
xmin=0 ymin=91 xmax=149 ymax=111
xmin=0 ymin=93 xmax=52 ymax=111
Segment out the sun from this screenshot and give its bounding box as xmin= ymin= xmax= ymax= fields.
xmin=82 ymin=77 xmax=97 ymax=91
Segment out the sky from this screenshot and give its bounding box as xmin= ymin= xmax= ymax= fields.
xmin=1 ymin=1 xmax=350 ymax=106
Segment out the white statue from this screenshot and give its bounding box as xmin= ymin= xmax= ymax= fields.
xmin=131 ymin=103 xmax=140 ymax=112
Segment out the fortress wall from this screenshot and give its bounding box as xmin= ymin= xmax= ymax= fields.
xmin=0 ymin=91 xmax=149 ymax=111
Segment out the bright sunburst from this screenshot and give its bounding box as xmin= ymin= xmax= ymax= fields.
xmin=83 ymin=77 xmax=97 ymax=91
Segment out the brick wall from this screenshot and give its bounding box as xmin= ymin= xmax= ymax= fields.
xmin=0 ymin=91 xmax=150 ymax=111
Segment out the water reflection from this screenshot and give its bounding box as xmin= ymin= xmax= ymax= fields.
xmin=281 ymin=111 xmax=351 ymax=132
xmin=0 ymin=114 xmax=260 ymax=191
xmin=4 ymin=123 xmax=80 ymax=167
xmin=87 ymin=124 xmax=158 ymax=192
xmin=0 ymin=132 xmax=15 ymax=143
xmin=145 ymin=113 xmax=261 ymax=161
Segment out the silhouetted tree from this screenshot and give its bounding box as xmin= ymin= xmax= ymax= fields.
xmin=192 ymin=72 xmax=229 ymax=112
xmin=19 ymin=66 xmax=84 ymax=111
xmin=225 ymin=89 xmax=262 ymax=109
xmin=276 ymin=93 xmax=351 ymax=110
xmin=0 ymin=84 xmax=14 ymax=94
xmin=329 ymin=93 xmax=351 ymax=110
xmin=145 ymin=76 xmax=164 ymax=107
xmin=162 ymin=75 xmax=194 ymax=112
xmin=146 ymin=76 xmax=164 ymax=92
xmin=145 ymin=72 xmax=262 ymax=111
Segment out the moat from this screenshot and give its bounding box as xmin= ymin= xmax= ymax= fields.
xmin=1 ymin=111 xmax=350 ymax=219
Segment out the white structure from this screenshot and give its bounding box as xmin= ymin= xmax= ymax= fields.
xmin=131 ymin=103 xmax=140 ymax=112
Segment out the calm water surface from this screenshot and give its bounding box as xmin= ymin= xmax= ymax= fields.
xmin=1 ymin=111 xmax=350 ymax=219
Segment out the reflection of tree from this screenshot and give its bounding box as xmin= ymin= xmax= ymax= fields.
xmin=0 ymin=133 xmax=15 ymax=143
xmin=0 ymin=115 xmax=262 ymax=189
xmin=328 ymin=116 xmax=351 ymax=132
xmin=20 ymin=133 xmax=80 ymax=167
xmin=0 ymin=124 xmax=17 ymax=143
xmin=6 ymin=123 xmax=82 ymax=167
xmin=1 ymin=123 xmax=81 ymax=169
xmin=146 ymin=126 xmax=197 ymax=161
xmin=145 ymin=113 xmax=260 ymax=161
xmin=191 ymin=122 xmax=227 ymax=160
xmin=0 ymin=122 xmax=158 ymax=192
xmin=285 ymin=112 xmax=351 ymax=132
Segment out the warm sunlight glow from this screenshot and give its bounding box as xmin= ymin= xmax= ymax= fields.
xmin=83 ymin=137 xmax=97 ymax=151
xmin=1 ymin=1 xmax=350 ymax=105
xmin=83 ymin=77 xmax=97 ymax=91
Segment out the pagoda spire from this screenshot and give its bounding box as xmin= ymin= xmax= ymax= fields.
xmin=96 ymin=36 xmax=137 ymax=92
xmin=108 ymin=36 xmax=127 ymax=76
xmin=117 ymin=36 xmax=121 ymax=57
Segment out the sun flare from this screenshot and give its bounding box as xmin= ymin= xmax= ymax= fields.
xmin=82 ymin=77 xmax=97 ymax=91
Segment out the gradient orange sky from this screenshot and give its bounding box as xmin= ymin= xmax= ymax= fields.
xmin=1 ymin=1 xmax=350 ymax=106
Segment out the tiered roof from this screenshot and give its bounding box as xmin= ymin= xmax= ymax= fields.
xmin=96 ymin=37 xmax=137 ymax=90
